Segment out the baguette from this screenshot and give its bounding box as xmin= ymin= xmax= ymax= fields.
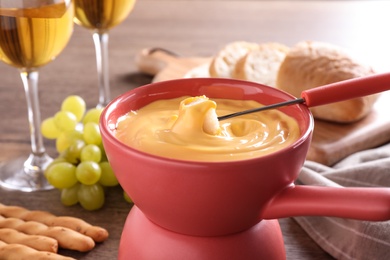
xmin=0 ymin=216 xmax=94 ymax=252
xmin=0 ymin=228 xmax=58 ymax=253
xmin=276 ymin=40 xmax=377 ymax=123
xmin=209 ymin=41 xmax=259 ymax=78
xmin=0 ymin=240 xmax=75 ymax=260
xmin=232 ymin=42 xmax=289 ymax=86
xmin=0 ymin=203 xmax=108 ymax=242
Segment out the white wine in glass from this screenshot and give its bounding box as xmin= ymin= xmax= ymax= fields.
xmin=0 ymin=0 xmax=74 ymax=191
xmin=73 ymin=0 xmax=136 ymax=108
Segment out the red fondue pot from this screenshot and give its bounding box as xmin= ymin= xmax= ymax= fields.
xmin=100 ymin=78 xmax=390 ymax=259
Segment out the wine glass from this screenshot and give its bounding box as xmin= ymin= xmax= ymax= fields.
xmin=73 ymin=0 xmax=136 ymax=108
xmin=0 ymin=0 xmax=74 ymax=191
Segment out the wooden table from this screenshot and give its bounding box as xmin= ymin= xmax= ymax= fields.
xmin=1 ymin=1 xmax=390 ymax=259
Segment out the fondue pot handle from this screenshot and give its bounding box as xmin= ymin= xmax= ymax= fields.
xmin=301 ymin=72 xmax=390 ymax=107
xmin=262 ymin=185 xmax=390 ymax=221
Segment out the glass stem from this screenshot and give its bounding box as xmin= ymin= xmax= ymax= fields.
xmin=20 ymin=70 xmax=46 ymax=156
xmin=93 ymin=31 xmax=110 ymax=108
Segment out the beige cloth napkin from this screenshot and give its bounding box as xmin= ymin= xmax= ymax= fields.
xmin=294 ymin=143 xmax=390 ymax=260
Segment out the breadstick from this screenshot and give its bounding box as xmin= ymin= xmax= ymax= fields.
xmin=43 ymin=216 xmax=108 ymax=243
xmin=0 ymin=240 xmax=75 ymax=260
xmin=0 ymin=228 xmax=58 ymax=253
xmin=0 ymin=203 xmax=108 ymax=242
xmin=0 ymin=216 xmax=95 ymax=252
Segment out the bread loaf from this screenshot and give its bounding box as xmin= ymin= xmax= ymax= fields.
xmin=276 ymin=41 xmax=377 ymax=123
xmin=232 ymin=42 xmax=289 ymax=86
xmin=209 ymin=41 xmax=258 ymax=78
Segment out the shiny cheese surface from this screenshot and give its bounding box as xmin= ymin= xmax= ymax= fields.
xmin=115 ymin=96 xmax=300 ymax=162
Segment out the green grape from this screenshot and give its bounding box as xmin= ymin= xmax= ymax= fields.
xmin=76 ymin=161 xmax=102 ymax=185
xmin=40 ymin=94 xmax=119 ymax=209
xmin=61 ymin=95 xmax=86 ymax=122
xmin=77 ymin=183 xmax=105 ymax=211
xmin=99 ymin=161 xmax=119 ymax=187
xmin=44 ymin=157 xmax=68 ymax=176
xmin=123 ymin=191 xmax=133 ymax=203
xmin=83 ymin=122 xmax=102 ymax=145
xmin=45 ymin=162 xmax=78 ymax=189
xmin=80 ymin=144 xmax=102 ymax=163
xmin=56 ymin=129 xmax=83 ymax=153
xmin=61 ymin=139 xmax=86 ymax=165
xmin=61 ymin=183 xmax=80 ymax=206
xmin=54 ymin=111 xmax=78 ymax=132
xmin=82 ymin=108 xmax=103 ymax=125
xmin=41 ymin=117 xmax=62 ymax=139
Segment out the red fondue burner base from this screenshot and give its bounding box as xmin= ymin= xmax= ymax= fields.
xmin=119 ymin=206 xmax=286 ymax=260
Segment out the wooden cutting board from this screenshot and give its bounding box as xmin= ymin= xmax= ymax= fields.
xmin=135 ymin=48 xmax=390 ymax=166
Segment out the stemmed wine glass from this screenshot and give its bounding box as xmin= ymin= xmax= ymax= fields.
xmin=0 ymin=0 xmax=74 ymax=191
xmin=73 ymin=0 xmax=136 ymax=108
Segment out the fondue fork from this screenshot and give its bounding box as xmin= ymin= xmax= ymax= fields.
xmin=218 ymin=72 xmax=390 ymax=120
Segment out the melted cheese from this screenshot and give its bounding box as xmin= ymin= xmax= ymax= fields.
xmin=115 ymin=96 xmax=300 ymax=162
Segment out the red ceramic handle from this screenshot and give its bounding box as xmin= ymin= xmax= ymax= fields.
xmin=263 ymin=185 xmax=390 ymax=221
xmin=301 ymin=72 xmax=390 ymax=107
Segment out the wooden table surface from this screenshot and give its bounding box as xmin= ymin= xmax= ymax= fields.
xmin=1 ymin=1 xmax=390 ymax=259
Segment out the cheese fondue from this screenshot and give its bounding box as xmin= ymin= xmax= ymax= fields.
xmin=115 ymin=96 xmax=300 ymax=162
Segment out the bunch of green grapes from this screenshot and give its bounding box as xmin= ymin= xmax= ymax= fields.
xmin=41 ymin=95 xmax=132 ymax=210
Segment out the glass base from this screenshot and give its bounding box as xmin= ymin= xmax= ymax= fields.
xmin=0 ymin=153 xmax=53 ymax=192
